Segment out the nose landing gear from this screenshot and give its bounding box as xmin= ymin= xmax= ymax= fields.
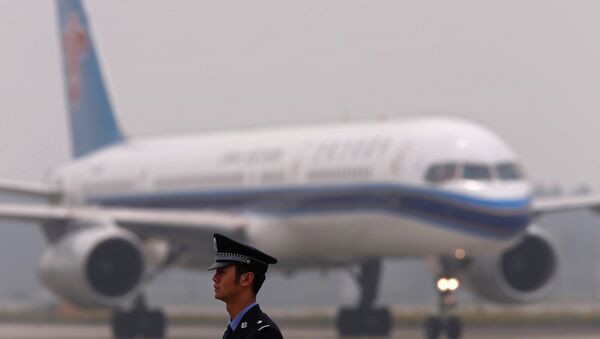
xmin=424 ymin=279 xmax=462 ymax=339
xmin=424 ymin=256 xmax=466 ymax=339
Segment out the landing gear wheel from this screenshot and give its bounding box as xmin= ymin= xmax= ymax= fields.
xmin=111 ymin=309 xmax=167 ymax=338
xmin=424 ymin=316 xmax=442 ymax=339
xmin=139 ymin=310 xmax=166 ymax=338
xmin=364 ymin=307 xmax=392 ymax=336
xmin=336 ymin=307 xmax=392 ymax=337
xmin=337 ymin=308 xmax=363 ymax=337
xmin=446 ymin=316 xmax=462 ymax=339
xmin=112 ymin=311 xmax=136 ymax=338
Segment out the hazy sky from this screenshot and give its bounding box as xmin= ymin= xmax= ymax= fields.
xmin=0 ymin=0 xmax=599 ymax=305
xmin=0 ymin=0 xmax=599 ymax=190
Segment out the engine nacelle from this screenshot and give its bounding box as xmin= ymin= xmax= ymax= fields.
xmin=463 ymin=225 xmax=559 ymax=303
xmin=39 ymin=225 xmax=145 ymax=307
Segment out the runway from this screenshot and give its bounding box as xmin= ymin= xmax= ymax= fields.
xmin=0 ymin=324 xmax=597 ymax=339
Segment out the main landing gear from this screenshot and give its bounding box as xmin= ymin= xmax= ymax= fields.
xmin=112 ymin=297 xmax=166 ymax=338
xmin=336 ymin=258 xmax=392 ymax=337
xmin=424 ymin=256 xmax=465 ymax=339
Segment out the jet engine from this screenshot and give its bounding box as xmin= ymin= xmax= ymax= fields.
xmin=39 ymin=225 xmax=145 ymax=307
xmin=462 ymin=225 xmax=559 ymax=303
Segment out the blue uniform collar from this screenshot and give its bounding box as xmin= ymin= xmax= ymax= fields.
xmin=229 ymin=302 xmax=258 ymax=331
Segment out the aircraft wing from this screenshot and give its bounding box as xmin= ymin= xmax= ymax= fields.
xmin=0 ymin=204 xmax=246 ymax=242
xmin=107 ymin=207 xmax=246 ymax=241
xmin=531 ymin=194 xmax=600 ymax=216
xmin=0 ymin=179 xmax=61 ymax=200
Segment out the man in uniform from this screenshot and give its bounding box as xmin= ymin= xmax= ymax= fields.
xmin=207 ymin=233 xmax=284 ymax=339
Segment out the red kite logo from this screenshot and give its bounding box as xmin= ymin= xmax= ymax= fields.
xmin=63 ymin=12 xmax=87 ymax=108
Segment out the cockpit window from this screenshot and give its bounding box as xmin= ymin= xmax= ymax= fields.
xmin=496 ymin=162 xmax=523 ymax=180
xmin=425 ymin=161 xmax=524 ymax=184
xmin=463 ymin=163 xmax=491 ymax=181
xmin=425 ymin=163 xmax=458 ymax=184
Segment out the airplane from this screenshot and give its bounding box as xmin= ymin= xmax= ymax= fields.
xmin=1 ymin=0 xmax=599 ymax=338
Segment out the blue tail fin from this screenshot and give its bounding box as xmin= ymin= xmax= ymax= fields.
xmin=56 ymin=0 xmax=124 ymax=158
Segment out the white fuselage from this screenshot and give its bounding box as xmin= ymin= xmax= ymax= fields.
xmin=50 ymin=117 xmax=533 ymax=269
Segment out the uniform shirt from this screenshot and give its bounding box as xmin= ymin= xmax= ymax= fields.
xmin=229 ymin=302 xmax=257 ymax=331
xmin=222 ymin=304 xmax=284 ymax=339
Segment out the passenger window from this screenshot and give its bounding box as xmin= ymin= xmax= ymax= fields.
xmin=425 ymin=163 xmax=458 ymax=184
xmin=496 ymin=162 xmax=523 ymax=180
xmin=463 ymin=164 xmax=491 ymax=181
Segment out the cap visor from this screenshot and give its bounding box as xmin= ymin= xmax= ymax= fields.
xmin=205 ymin=261 xmax=235 ymax=271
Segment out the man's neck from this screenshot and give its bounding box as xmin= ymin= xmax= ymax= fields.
xmin=226 ymin=295 xmax=256 ymax=320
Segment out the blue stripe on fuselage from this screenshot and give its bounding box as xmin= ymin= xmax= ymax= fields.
xmin=86 ymin=183 xmax=531 ymax=240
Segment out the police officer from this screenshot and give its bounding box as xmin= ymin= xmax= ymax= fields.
xmin=207 ymin=233 xmax=284 ymax=339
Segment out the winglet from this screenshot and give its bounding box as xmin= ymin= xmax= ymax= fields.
xmin=56 ymin=0 xmax=124 ymax=158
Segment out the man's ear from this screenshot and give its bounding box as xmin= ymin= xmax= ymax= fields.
xmin=241 ymin=271 xmax=255 ymax=288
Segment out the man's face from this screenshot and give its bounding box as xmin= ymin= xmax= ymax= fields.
xmin=212 ymin=265 xmax=243 ymax=302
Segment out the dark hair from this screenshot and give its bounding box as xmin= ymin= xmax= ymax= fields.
xmin=234 ymin=263 xmax=266 ymax=296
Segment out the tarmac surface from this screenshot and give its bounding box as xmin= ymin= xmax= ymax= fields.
xmin=0 ymin=324 xmax=598 ymax=339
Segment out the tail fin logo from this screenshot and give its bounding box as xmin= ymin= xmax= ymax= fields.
xmin=63 ymin=11 xmax=88 ymax=108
